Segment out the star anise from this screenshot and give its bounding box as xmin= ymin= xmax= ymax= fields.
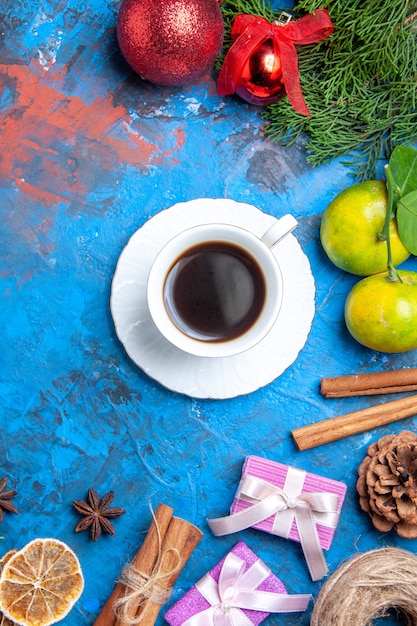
xmin=73 ymin=488 xmax=125 ymax=541
xmin=0 ymin=477 xmax=18 ymax=523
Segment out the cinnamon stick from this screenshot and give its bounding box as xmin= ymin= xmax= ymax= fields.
xmin=129 ymin=516 xmax=203 ymax=626
xmin=93 ymin=503 xmax=174 ymax=626
xmin=321 ymin=368 xmax=417 ymax=398
xmin=292 ymin=394 xmax=417 ymax=451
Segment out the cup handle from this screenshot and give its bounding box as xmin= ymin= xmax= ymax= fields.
xmin=261 ymin=214 xmax=298 ymax=248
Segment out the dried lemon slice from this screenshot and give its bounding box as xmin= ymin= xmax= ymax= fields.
xmin=0 ymin=538 xmax=84 ymax=626
xmin=0 ymin=551 xmax=18 ymax=626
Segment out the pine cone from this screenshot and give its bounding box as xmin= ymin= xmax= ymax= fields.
xmin=357 ymin=430 xmax=417 ymax=538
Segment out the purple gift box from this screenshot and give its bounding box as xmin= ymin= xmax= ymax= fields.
xmin=230 ymin=455 xmax=346 ymax=550
xmin=165 ymin=541 xmax=309 ymax=626
xmin=207 ymin=456 xmax=347 ymax=581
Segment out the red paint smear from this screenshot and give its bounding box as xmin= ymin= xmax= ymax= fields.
xmin=173 ymin=127 xmax=186 ymax=149
xmin=158 ymin=126 xmax=186 ymax=165
xmin=18 ymin=269 xmax=37 ymax=285
xmin=16 ymin=178 xmax=70 ymax=205
xmin=0 ymin=62 xmax=163 ymax=205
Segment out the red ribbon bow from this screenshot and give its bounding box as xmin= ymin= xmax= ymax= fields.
xmin=217 ymin=9 xmax=334 ymax=116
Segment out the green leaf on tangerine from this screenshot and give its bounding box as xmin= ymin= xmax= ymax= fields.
xmin=397 ymin=190 xmax=417 ymax=255
xmin=388 ymin=146 xmax=417 ymax=198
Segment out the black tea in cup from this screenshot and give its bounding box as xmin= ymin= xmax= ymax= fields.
xmin=164 ymin=241 xmax=266 ymax=342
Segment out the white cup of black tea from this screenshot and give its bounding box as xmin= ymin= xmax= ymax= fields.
xmin=147 ymin=214 xmax=297 ymax=358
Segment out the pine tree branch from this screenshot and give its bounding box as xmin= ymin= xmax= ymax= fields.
xmin=218 ymin=0 xmax=417 ymax=179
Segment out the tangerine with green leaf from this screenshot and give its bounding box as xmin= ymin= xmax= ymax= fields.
xmin=320 ymin=180 xmax=410 ymax=276
xmin=344 ymin=270 xmax=417 ymax=353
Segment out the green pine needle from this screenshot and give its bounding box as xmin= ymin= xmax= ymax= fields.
xmin=219 ymin=0 xmax=417 ymax=180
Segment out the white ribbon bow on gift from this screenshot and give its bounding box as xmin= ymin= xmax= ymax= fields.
xmin=208 ymin=467 xmax=340 ymax=581
xmin=182 ymin=551 xmax=310 ymax=626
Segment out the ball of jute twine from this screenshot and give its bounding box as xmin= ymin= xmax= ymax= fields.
xmin=310 ymin=547 xmax=417 ymax=626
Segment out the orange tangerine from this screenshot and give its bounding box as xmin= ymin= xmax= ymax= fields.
xmin=320 ymin=180 xmax=410 ymax=276
xmin=345 ymin=270 xmax=417 ymax=352
xmin=0 ymin=538 xmax=84 ymax=626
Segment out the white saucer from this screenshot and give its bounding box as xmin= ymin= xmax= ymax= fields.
xmin=110 ymin=198 xmax=315 ymax=399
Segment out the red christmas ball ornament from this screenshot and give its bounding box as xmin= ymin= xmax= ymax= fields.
xmin=234 ymin=37 xmax=285 ymax=106
xmin=116 ymin=0 xmax=224 ymax=86
xmin=218 ymin=10 xmax=334 ymax=115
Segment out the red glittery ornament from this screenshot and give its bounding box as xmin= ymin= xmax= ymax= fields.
xmin=234 ymin=37 xmax=285 ymax=106
xmin=116 ymin=0 xmax=224 ymax=86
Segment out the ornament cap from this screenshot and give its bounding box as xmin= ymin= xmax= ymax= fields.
xmin=273 ymin=12 xmax=292 ymax=26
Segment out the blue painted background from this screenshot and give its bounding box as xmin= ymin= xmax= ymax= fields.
xmin=1 ymin=0 xmax=416 ymax=624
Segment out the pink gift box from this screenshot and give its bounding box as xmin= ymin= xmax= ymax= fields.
xmin=230 ymin=455 xmax=347 ymax=550
xmin=165 ymin=541 xmax=290 ymax=626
